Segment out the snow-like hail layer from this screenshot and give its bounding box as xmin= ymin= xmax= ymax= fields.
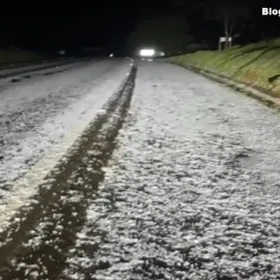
xmin=63 ymin=61 xmax=280 ymax=279
xmin=0 ymin=59 xmax=132 ymax=231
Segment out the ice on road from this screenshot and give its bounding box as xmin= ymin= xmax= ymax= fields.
xmin=63 ymin=62 xmax=280 ymax=279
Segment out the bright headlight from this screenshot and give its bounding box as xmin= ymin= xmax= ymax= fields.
xmin=139 ymin=49 xmax=155 ymax=57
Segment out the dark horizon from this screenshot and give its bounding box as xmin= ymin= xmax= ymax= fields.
xmin=1 ymin=0 xmax=280 ymax=55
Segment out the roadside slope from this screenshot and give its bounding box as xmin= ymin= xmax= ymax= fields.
xmin=169 ymin=38 xmax=280 ymax=98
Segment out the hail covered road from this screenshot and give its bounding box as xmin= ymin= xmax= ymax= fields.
xmin=0 ymin=59 xmax=280 ymax=279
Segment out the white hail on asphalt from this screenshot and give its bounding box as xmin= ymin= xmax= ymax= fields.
xmin=63 ymin=61 xmax=280 ymax=279
xmin=0 ymin=59 xmax=132 ymax=232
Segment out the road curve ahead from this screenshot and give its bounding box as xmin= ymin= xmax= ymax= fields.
xmin=1 ymin=61 xmax=280 ymax=279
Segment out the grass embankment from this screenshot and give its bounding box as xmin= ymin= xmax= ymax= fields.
xmin=169 ymin=38 xmax=280 ymax=98
xmin=0 ymin=49 xmax=42 ymax=66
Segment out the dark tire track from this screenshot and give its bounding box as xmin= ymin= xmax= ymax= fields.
xmin=0 ymin=65 xmax=137 ymax=279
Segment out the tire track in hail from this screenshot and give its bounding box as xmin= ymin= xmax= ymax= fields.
xmin=0 ymin=64 xmax=137 ymax=279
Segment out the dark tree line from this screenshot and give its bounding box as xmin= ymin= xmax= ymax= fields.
xmin=126 ymin=0 xmax=279 ymax=54
xmin=174 ymin=0 xmax=280 ymax=48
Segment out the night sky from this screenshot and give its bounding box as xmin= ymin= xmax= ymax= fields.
xmin=0 ymin=0 xmax=172 ymax=51
xmin=1 ymin=0 xmax=280 ymax=54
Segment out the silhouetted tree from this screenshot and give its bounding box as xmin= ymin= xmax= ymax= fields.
xmin=173 ymin=0 xmax=251 ymax=48
xmin=206 ymin=1 xmax=251 ymax=48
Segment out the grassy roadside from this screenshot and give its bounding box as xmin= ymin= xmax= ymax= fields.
xmin=0 ymin=48 xmax=43 ymax=66
xmin=169 ymin=38 xmax=280 ymax=98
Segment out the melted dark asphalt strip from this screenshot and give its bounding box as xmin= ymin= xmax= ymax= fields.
xmin=0 ymin=65 xmax=137 ymax=279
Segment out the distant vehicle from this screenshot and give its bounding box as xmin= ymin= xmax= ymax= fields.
xmin=139 ymin=49 xmax=155 ymax=57
xmin=109 ymin=53 xmax=114 ymax=57
xmin=137 ymin=48 xmax=165 ymax=59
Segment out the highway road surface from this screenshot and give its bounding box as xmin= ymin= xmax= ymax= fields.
xmin=0 ymin=59 xmax=279 ymax=279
